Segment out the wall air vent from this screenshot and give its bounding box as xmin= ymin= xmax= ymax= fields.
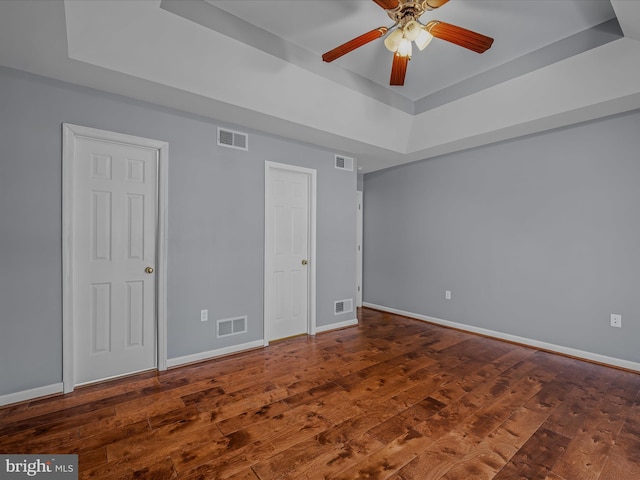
xmin=217 ymin=128 xmax=248 ymax=151
xmin=335 ymin=155 xmax=354 ymax=172
xmin=217 ymin=316 xmax=248 ymax=338
xmin=334 ymin=298 xmax=354 ymax=315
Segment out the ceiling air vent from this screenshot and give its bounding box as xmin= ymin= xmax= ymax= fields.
xmin=334 ymin=298 xmax=354 ymax=315
xmin=218 ymin=128 xmax=248 ymax=151
xmin=217 ymin=316 xmax=248 ymax=338
xmin=335 ymin=154 xmax=354 ymax=172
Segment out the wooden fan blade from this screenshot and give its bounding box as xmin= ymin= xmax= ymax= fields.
xmin=322 ymin=27 xmax=388 ymax=63
xmin=426 ymin=21 xmax=494 ymax=53
xmin=372 ymin=0 xmax=399 ymax=10
xmin=390 ymin=53 xmax=409 ymax=86
xmin=425 ymin=0 xmax=450 ymax=10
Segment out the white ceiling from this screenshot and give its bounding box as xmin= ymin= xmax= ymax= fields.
xmin=1 ymin=0 xmax=640 ymax=172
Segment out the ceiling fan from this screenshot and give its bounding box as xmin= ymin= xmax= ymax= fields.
xmin=322 ymin=0 xmax=494 ymax=86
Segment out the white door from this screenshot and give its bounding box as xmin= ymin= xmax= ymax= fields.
xmin=72 ymin=136 xmax=158 ymax=385
xmin=356 ymin=191 xmax=363 ymax=307
xmin=265 ymin=163 xmax=315 ymax=341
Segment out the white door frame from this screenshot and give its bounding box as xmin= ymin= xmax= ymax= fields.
xmin=264 ymin=161 xmax=316 ymax=343
xmin=62 ymin=123 xmax=169 ymax=393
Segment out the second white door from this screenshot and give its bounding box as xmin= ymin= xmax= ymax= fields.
xmin=265 ymin=164 xmax=313 ymax=341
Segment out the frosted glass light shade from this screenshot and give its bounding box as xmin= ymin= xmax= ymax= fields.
xmin=403 ymin=21 xmax=422 ymax=41
xmin=397 ymin=38 xmax=412 ymax=57
xmin=384 ymin=28 xmax=404 ymax=52
xmin=415 ymin=28 xmax=434 ymax=50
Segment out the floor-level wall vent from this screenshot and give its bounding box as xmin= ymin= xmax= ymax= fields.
xmin=217 ymin=316 xmax=248 ymax=338
xmin=334 ymin=298 xmax=354 ymax=315
xmin=218 ymin=127 xmax=248 ymax=151
xmin=335 ymin=154 xmax=354 ymax=172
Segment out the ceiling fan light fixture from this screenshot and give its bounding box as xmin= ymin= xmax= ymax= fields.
xmin=415 ymin=28 xmax=433 ymax=50
xmin=384 ymin=28 xmax=404 ymax=52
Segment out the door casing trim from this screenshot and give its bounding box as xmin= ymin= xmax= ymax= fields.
xmin=62 ymin=123 xmax=169 ymax=393
xmin=264 ymin=161 xmax=317 ymax=344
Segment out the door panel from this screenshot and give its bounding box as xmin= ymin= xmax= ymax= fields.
xmin=356 ymin=191 xmax=363 ymax=307
xmin=267 ymin=168 xmax=310 ymax=341
xmin=73 ymin=137 xmax=158 ymax=385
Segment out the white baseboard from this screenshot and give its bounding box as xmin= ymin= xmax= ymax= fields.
xmin=315 ymin=318 xmax=358 ymax=334
xmin=166 ymin=340 xmax=265 ymax=368
xmin=364 ymin=303 xmax=640 ymax=373
xmin=0 ymin=383 xmax=64 ymax=407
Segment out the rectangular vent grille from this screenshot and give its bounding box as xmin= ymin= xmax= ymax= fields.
xmin=218 ymin=128 xmax=248 ymax=151
xmin=334 ymin=298 xmax=354 ymax=315
xmin=335 ymin=155 xmax=354 ymax=172
xmin=217 ymin=316 xmax=248 ymax=338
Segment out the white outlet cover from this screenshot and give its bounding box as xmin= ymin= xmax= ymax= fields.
xmin=445 ymin=290 xmax=452 ymax=300
xmin=610 ymin=314 xmax=622 ymax=328
xmin=201 ymin=309 xmax=208 ymax=322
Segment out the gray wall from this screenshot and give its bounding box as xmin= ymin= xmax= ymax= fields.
xmin=364 ymin=110 xmax=640 ymax=364
xmin=0 ymin=66 xmax=356 ymax=397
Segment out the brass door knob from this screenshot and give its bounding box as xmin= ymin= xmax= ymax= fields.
xmin=301 ymin=259 xmax=308 ymax=266
xmin=145 ymin=267 xmax=154 ymax=274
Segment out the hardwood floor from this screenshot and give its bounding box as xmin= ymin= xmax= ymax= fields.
xmin=1 ymin=307 xmax=639 ymax=479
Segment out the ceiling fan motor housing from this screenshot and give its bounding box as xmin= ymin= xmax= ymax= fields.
xmin=386 ymin=1 xmax=440 ymax=26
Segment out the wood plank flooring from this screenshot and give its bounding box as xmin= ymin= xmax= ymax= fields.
xmin=1 ymin=307 xmax=639 ymax=479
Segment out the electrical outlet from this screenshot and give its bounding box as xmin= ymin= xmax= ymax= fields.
xmin=610 ymin=314 xmax=621 ymax=328
xmin=201 ymin=309 xmax=208 ymax=322
xmin=445 ymin=290 xmax=452 ymax=300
